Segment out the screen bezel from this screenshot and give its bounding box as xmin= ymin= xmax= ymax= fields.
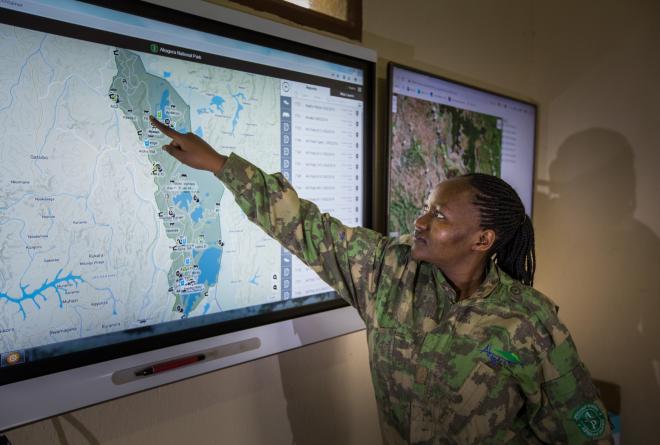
xmin=0 ymin=0 xmax=374 ymax=391
xmin=385 ymin=62 xmax=538 ymax=234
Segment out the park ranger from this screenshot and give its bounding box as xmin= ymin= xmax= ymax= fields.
xmin=151 ymin=117 xmax=613 ymax=444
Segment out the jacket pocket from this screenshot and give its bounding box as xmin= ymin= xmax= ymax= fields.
xmin=426 ymin=361 xmax=500 ymax=444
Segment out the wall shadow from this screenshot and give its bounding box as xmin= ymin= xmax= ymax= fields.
xmin=535 ymin=128 xmax=660 ymax=442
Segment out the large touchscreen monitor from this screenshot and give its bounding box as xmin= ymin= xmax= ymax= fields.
xmin=0 ymin=0 xmax=374 ymax=430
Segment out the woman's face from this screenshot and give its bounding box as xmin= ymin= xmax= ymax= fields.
xmin=411 ymin=178 xmax=484 ymax=268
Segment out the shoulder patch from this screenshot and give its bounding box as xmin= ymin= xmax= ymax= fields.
xmin=573 ymin=403 xmax=606 ymax=438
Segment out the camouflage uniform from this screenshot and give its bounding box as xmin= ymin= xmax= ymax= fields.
xmin=217 ymin=154 xmax=613 ymax=445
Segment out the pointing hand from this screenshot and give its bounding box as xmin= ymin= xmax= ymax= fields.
xmin=149 ymin=116 xmax=226 ymax=173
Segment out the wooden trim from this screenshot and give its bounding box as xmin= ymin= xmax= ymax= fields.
xmin=229 ymin=0 xmax=362 ymax=41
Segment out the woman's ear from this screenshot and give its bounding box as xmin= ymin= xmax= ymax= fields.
xmin=474 ymin=229 xmax=495 ymax=252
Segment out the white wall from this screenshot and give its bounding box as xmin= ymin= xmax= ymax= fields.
xmin=8 ymin=0 xmax=659 ymax=443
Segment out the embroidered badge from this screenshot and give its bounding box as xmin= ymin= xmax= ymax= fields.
xmin=480 ymin=344 xmax=521 ymax=367
xmin=573 ymin=404 xmax=605 ymax=438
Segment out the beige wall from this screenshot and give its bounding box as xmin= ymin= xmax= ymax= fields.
xmin=530 ymin=1 xmax=660 ymax=443
xmin=8 ymin=0 xmax=659 ymax=443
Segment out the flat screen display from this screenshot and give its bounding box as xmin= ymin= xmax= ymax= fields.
xmin=387 ymin=63 xmax=535 ymax=236
xmin=0 ymin=0 xmax=372 ymax=392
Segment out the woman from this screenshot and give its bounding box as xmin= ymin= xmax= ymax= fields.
xmin=150 ymin=117 xmax=612 ymax=444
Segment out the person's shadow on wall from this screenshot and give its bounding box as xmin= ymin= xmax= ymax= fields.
xmin=535 ymin=128 xmax=660 ymax=443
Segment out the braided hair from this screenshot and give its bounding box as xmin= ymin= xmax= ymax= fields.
xmin=463 ymin=173 xmax=535 ymax=286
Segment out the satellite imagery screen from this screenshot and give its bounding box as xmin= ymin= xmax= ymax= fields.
xmin=388 ymin=94 xmax=502 ymax=236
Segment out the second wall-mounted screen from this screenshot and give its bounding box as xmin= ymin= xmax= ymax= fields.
xmin=387 ymin=63 xmax=536 ymax=236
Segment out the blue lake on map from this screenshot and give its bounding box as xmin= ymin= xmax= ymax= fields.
xmin=159 ymin=88 xmax=170 ymax=113
xmin=191 ymin=207 xmax=203 ymax=223
xmin=210 ymin=95 xmax=225 ymax=112
xmin=172 ymin=191 xmax=192 ymax=211
xmin=197 ymin=247 xmax=222 ymax=287
xmin=231 ymin=92 xmax=246 ymax=135
xmin=181 ymin=247 xmax=222 ymax=316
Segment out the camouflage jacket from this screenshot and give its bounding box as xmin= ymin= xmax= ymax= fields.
xmin=217 ymin=153 xmax=613 ymax=445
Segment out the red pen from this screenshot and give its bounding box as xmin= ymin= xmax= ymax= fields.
xmin=136 ymin=354 xmax=205 ymax=376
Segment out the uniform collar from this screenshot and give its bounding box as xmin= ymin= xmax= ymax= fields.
xmin=431 ymin=261 xmax=500 ymax=304
xmin=469 ymin=261 xmax=500 ymax=301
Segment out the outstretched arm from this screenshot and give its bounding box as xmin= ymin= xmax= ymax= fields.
xmin=150 ymin=116 xmax=388 ymax=321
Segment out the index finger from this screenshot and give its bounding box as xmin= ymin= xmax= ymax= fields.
xmin=149 ymin=115 xmax=181 ymax=140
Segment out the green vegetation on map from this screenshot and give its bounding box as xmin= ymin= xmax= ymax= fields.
xmin=111 ymin=48 xmax=224 ymax=316
xmin=388 ymin=95 xmax=503 ymax=236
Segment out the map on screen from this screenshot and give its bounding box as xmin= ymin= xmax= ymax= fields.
xmin=0 ymin=26 xmax=284 ymax=355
